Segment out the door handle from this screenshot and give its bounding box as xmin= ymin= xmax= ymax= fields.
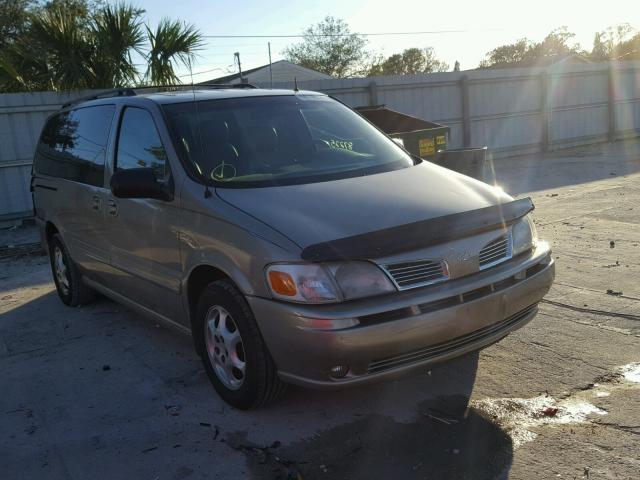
xmin=91 ymin=195 xmax=101 ymax=210
xmin=108 ymin=199 xmax=118 ymax=216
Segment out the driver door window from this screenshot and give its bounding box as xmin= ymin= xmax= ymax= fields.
xmin=107 ymin=106 xmax=182 ymax=320
xmin=116 ymin=107 xmax=168 ymax=180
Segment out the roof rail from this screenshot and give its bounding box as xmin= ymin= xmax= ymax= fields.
xmin=61 ymin=83 xmax=258 ymax=109
xmin=135 ymin=83 xmax=258 ymax=90
xmin=199 ymin=83 xmax=258 ymax=89
xmin=62 ymin=88 xmax=136 ymax=108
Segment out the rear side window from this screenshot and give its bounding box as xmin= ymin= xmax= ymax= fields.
xmin=116 ymin=107 xmax=168 ymax=180
xmin=34 ymin=105 xmax=115 ymax=186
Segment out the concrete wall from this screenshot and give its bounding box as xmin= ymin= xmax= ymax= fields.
xmin=1 ymin=62 xmax=639 ymax=220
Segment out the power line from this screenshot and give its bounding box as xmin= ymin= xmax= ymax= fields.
xmin=196 ymin=51 xmax=275 ymax=57
xmin=199 ymin=42 xmax=291 ymax=47
xmin=177 ymin=66 xmax=226 ymax=78
xmin=201 ymin=29 xmax=496 ymax=39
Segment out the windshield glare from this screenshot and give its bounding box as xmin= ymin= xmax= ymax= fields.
xmin=162 ymin=95 xmax=414 ymax=186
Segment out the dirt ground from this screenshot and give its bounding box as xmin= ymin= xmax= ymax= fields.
xmin=1 ymin=141 xmax=639 ymax=480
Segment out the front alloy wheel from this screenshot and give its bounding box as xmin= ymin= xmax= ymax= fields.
xmin=196 ymin=280 xmax=286 ymax=409
xmin=204 ymin=306 xmax=246 ymax=390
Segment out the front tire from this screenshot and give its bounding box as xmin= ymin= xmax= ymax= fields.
xmin=195 ymin=280 xmax=286 ymax=409
xmin=49 ymin=234 xmax=96 ymax=306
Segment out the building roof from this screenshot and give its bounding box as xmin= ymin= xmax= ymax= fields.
xmin=203 ymin=60 xmax=332 ymax=85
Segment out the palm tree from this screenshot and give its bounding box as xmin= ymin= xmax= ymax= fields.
xmin=90 ymin=3 xmax=146 ymax=88
xmin=0 ymin=2 xmax=203 ymax=92
xmin=28 ymin=5 xmax=93 ymax=90
xmin=145 ymin=18 xmax=204 ymax=86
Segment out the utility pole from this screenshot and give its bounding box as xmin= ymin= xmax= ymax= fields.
xmin=268 ymin=42 xmax=273 ymax=89
xmin=234 ymin=52 xmax=243 ymax=82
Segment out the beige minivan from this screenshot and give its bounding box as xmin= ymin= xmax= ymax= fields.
xmin=32 ymin=86 xmax=555 ymax=409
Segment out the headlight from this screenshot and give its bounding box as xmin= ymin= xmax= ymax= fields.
xmin=512 ymin=214 xmax=538 ymax=256
xmin=266 ymin=261 xmax=395 ymax=304
xmin=326 ymin=262 xmax=396 ymax=300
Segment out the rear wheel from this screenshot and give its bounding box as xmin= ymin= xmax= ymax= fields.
xmin=195 ymin=280 xmax=286 ymax=409
xmin=49 ymin=234 xmax=96 ymax=306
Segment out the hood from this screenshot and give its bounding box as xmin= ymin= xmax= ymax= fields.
xmin=216 ymin=162 xmax=513 ymax=250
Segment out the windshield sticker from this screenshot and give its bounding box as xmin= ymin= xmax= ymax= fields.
xmin=328 ymin=139 xmax=353 ymax=151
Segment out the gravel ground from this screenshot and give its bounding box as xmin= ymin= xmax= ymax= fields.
xmin=1 ymin=141 xmax=639 ymax=480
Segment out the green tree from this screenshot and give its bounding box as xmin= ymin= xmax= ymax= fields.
xmin=615 ymin=32 xmax=640 ymax=60
xmin=535 ymin=26 xmax=579 ymax=58
xmin=283 ymin=16 xmax=370 ymax=77
xmin=0 ymin=0 xmax=37 ymax=51
xmin=0 ymin=1 xmax=203 ymax=92
xmin=480 ymin=27 xmax=583 ymax=68
xmin=145 ymin=18 xmax=204 ymax=85
xmin=479 ymin=38 xmax=532 ymax=67
xmin=591 ymin=32 xmax=609 ymax=61
xmin=90 ymin=3 xmax=145 ymax=87
xmin=27 ymin=4 xmax=94 ymax=89
xmin=591 ymin=24 xmax=638 ymax=61
xmin=369 ymin=47 xmax=449 ymax=76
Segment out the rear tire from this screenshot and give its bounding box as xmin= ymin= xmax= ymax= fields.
xmin=49 ymin=234 xmax=96 ymax=306
xmin=195 ymin=280 xmax=286 ymax=409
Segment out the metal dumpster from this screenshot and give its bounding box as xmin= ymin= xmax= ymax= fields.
xmin=433 ymin=147 xmax=487 ymax=181
xmin=355 ymin=105 xmax=487 ymax=181
xmin=355 ymin=105 xmax=449 ymax=161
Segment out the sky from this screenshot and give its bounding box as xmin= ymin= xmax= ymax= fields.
xmin=132 ymin=0 xmax=639 ymax=80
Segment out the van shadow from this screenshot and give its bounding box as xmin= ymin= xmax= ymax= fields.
xmin=1 ymin=285 xmax=513 ymax=480
xmin=236 ymin=352 xmax=513 ymax=480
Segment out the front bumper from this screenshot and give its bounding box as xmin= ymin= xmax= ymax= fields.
xmin=248 ymin=244 xmax=555 ymax=389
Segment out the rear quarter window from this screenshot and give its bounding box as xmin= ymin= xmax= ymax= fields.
xmin=34 ymin=105 xmax=115 ymax=186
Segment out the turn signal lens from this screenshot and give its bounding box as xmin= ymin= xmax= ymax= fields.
xmin=266 ymin=264 xmax=340 ymax=303
xmin=266 ymin=261 xmax=398 ymax=304
xmin=268 ymin=271 xmax=297 ymax=296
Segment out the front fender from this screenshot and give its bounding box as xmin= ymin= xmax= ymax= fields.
xmin=179 ymin=218 xmax=302 ymax=298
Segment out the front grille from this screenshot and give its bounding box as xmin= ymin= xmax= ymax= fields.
xmin=479 ymin=232 xmax=513 ymax=270
xmin=382 ymin=259 xmax=448 ymax=290
xmin=367 ymin=304 xmax=538 ymax=374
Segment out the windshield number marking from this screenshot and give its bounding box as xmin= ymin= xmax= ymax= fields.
xmin=329 ymin=139 xmax=353 ymax=151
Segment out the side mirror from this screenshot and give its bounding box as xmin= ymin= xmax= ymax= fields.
xmin=110 ymin=168 xmax=173 ymax=201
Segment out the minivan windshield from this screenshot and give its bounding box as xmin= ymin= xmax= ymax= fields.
xmin=162 ymin=94 xmax=415 ymax=187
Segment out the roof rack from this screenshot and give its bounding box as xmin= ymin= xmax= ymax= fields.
xmin=61 ymin=83 xmax=258 ymax=108
xmin=192 ymin=83 xmax=257 ymax=89
xmin=62 ymin=88 xmax=136 ymax=108
xmin=131 ymin=83 xmax=258 ymax=91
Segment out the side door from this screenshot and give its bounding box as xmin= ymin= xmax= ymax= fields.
xmin=32 ymin=106 xmax=115 ymax=279
xmin=103 ymin=106 xmax=183 ymax=322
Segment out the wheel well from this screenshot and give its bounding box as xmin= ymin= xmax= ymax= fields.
xmin=45 ymin=222 xmax=59 ymax=245
xmin=187 ymin=265 xmax=231 ymax=326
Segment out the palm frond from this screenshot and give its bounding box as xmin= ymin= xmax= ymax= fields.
xmin=145 ymin=18 xmax=203 ymax=85
xmin=28 ymin=5 xmax=93 ymax=89
xmin=90 ymin=2 xmax=145 ymax=87
xmin=0 ymin=54 xmax=27 ymax=92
